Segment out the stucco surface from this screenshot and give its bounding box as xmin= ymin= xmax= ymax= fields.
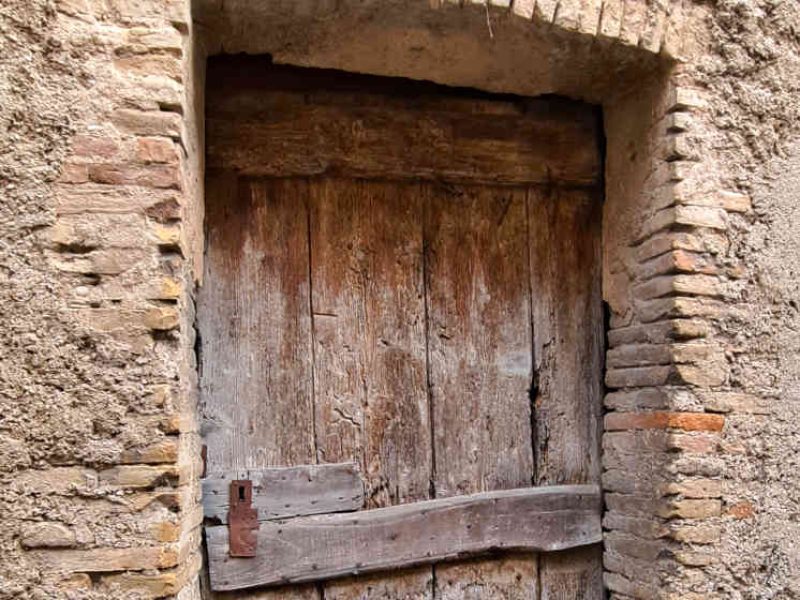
xmin=1 ymin=0 xmax=800 ymax=598
xmin=699 ymin=2 xmax=800 ymax=596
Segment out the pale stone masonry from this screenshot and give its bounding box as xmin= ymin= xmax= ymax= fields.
xmin=1 ymin=0 xmax=799 ymax=598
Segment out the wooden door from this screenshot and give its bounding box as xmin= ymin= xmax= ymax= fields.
xmin=199 ymin=57 xmax=603 ymax=600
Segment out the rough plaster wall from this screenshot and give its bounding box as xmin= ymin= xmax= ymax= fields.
xmin=699 ymin=1 xmax=800 ymax=596
xmin=0 ymin=0 xmax=202 ymax=597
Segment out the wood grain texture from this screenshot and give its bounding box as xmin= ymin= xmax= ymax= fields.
xmin=206 ymin=486 xmax=602 ymax=591
xmin=435 ymin=555 xmax=539 ymax=600
xmin=424 ymin=183 xmax=538 ymax=597
xmin=309 ymin=178 xmax=431 ymax=507
xmin=199 ymin=174 xmax=315 ymax=473
xmin=202 ymin=463 xmax=364 ymax=524
xmin=308 ymin=178 xmax=433 ymax=599
xmin=205 ymin=61 xmax=600 ymax=186
xmin=529 ymin=188 xmax=604 ymax=598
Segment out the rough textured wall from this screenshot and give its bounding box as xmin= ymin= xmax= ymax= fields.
xmin=1 ymin=0 xmax=799 ymax=599
xmin=0 ymin=0 xmax=202 ymax=597
xmin=701 ymin=1 xmax=800 ymax=597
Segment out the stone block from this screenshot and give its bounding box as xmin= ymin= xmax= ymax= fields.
xmin=607 ymin=344 xmax=671 ymax=368
xmin=666 ymin=432 xmax=720 ymax=454
xmin=99 ymin=465 xmax=179 ymax=489
xmin=640 ymin=206 xmax=728 ymax=242
xmin=21 ymin=523 xmax=77 ymax=549
xmin=606 ymin=365 xmax=672 ymax=388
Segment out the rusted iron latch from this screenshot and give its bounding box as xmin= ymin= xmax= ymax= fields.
xmin=228 ymin=480 xmax=258 ymax=557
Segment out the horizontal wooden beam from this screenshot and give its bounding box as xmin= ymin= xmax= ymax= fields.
xmin=205 ymin=67 xmax=600 ymax=186
xmin=206 ymin=484 xmax=601 ymax=591
xmin=202 ymin=463 xmax=364 ymax=524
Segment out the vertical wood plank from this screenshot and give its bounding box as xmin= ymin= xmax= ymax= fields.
xmin=529 ymin=187 xmax=604 ymax=599
xmin=425 ymin=183 xmax=538 ymax=598
xmin=309 ymin=178 xmax=433 ymax=598
xmin=200 ymin=173 xmax=320 ymax=599
xmin=199 ymin=173 xmax=315 ymax=472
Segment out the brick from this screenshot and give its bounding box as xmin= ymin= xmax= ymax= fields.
xmin=144 ymin=307 xmax=180 ymax=331
xmin=605 ymin=493 xmax=661 ymax=516
xmin=603 ymin=469 xmax=659 ymax=494
xmin=606 ymin=365 xmax=672 ymax=388
xmin=673 ymin=360 xmax=728 ymax=387
xmin=114 ymin=55 xmax=183 ymax=81
xmin=640 ymin=206 xmax=728 ymax=242
xmin=637 ymin=250 xmax=718 ymax=280
xmin=605 ymin=532 xmax=663 ymax=561
xmin=151 ymin=521 xmax=180 ymax=543
xmin=99 ymin=465 xmax=179 ymax=488
xmin=605 ymin=411 xmax=725 ymax=432
xmin=636 ymin=230 xmax=728 ymax=262
xmin=21 ymin=522 xmax=76 ymax=549
xmin=511 ymin=0 xmax=534 ymax=18
xmin=87 ymin=163 xmax=180 ymax=189
xmin=668 ymin=524 xmax=721 ymax=544
xmin=607 ymin=344 xmax=671 ymax=368
xmin=637 ymin=297 xmax=725 ymax=323
xmin=553 ymin=0 xmax=580 ymax=30
xmin=674 ymin=550 xmax=715 ymax=567
xmin=153 ymin=224 xmax=181 ymax=247
xmin=101 ymin=570 xmax=179 ymax=598
xmin=145 ymin=196 xmax=182 ymax=221
xmin=659 ymin=498 xmax=722 ymax=519
xmin=125 ymin=26 xmax=183 ymax=53
xmin=32 ymin=545 xmax=178 ymax=573
xmin=578 ymin=0 xmax=603 ymax=36
xmin=533 ymin=0 xmax=558 ymax=23
xmin=668 ymin=87 xmax=707 ymax=112
xmin=605 ymin=388 xmax=670 ymax=411
xmin=58 ymin=163 xmax=89 ymax=184
xmin=597 ymin=0 xmax=623 ymax=39
xmin=672 ymin=430 xmax=719 ymax=455
xmin=58 ymin=573 xmax=92 ymax=590
xmin=136 ymin=137 xmax=178 ymax=164
xmin=633 ymin=275 xmax=723 ymax=300
xmin=71 ymin=135 xmax=120 ymax=159
xmin=661 ymin=478 xmax=722 ymax=498
xmin=119 ymin=438 xmax=179 ymax=464
xmin=113 ymin=109 xmax=181 ymax=138
xmin=604 ymin=511 xmax=667 ymax=539
xmin=608 ymin=319 xmax=709 ymax=347
xmin=725 ymin=501 xmax=755 ymax=519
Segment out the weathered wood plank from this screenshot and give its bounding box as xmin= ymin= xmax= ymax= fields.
xmin=308 ymin=178 xmax=431 ymax=505
xmin=205 ymin=61 xmax=600 ymax=186
xmin=202 ymin=463 xmax=364 ymax=524
xmin=308 ymin=178 xmax=433 ymax=598
xmin=199 ymin=174 xmax=316 ymax=473
xmin=435 ymin=555 xmax=539 ymax=599
xmin=424 ymin=183 xmax=538 ymax=596
xmin=529 ymin=187 xmax=604 ymax=598
xmin=206 ymin=485 xmax=602 ymax=591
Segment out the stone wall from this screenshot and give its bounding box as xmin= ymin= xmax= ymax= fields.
xmin=0 ymin=0 xmax=799 ymax=599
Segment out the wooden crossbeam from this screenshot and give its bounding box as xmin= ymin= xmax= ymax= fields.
xmin=202 ymin=463 xmax=364 ymax=524
xmin=206 ymin=484 xmax=601 ymax=591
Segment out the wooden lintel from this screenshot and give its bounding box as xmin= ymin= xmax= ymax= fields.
xmin=206 ymin=484 xmax=601 ymax=591
xmin=202 ymin=463 xmax=364 ymax=524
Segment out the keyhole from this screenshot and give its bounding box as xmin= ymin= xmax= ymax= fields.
xmin=238 ymin=485 xmax=246 ymax=501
